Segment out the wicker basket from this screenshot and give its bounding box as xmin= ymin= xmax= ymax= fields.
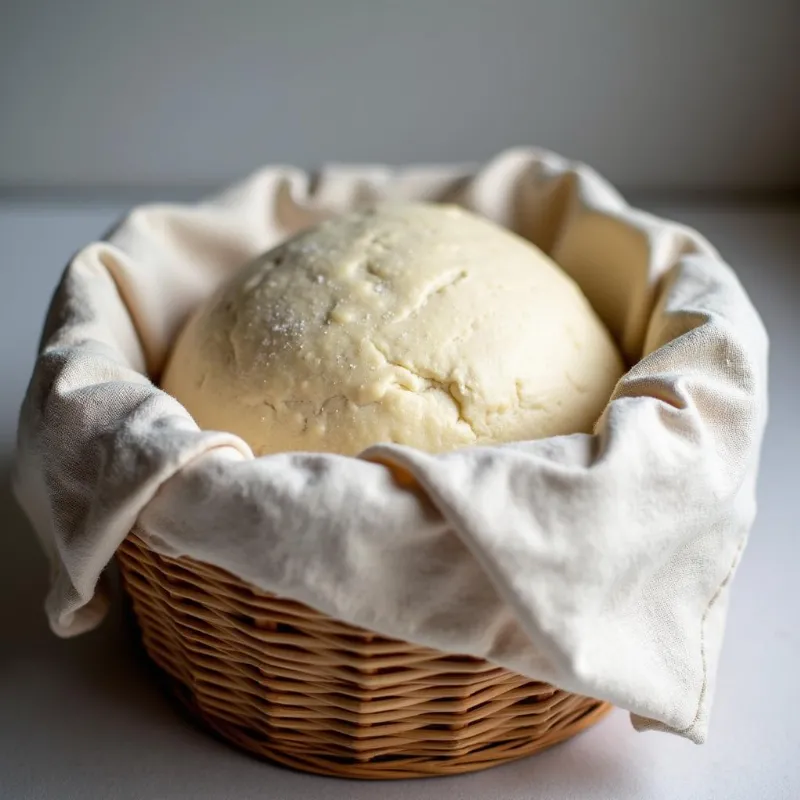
xmin=117 ymin=530 xmax=610 ymax=779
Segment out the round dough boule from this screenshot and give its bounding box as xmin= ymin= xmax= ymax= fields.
xmin=162 ymin=203 xmax=624 ymax=456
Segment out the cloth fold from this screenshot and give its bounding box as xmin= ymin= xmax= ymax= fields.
xmin=13 ymin=147 xmax=768 ymax=742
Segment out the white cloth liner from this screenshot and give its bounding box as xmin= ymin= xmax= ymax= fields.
xmin=13 ymin=148 xmax=768 ymax=742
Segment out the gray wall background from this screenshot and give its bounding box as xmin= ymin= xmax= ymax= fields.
xmin=2 ymin=0 xmax=798 ymax=193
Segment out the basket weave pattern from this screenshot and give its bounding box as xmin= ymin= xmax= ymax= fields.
xmin=117 ymin=531 xmax=610 ymax=779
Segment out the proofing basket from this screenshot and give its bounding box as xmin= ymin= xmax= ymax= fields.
xmin=117 ymin=530 xmax=611 ymax=780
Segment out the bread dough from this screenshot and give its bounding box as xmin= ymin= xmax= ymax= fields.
xmin=161 ymin=203 xmax=624 ymax=456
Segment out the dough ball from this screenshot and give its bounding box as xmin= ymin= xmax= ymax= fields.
xmin=162 ymin=203 xmax=624 ymax=456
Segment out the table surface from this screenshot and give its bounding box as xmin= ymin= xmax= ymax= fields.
xmin=1 ymin=199 xmax=798 ymax=800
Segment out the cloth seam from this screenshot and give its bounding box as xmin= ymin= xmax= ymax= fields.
xmin=680 ymin=532 xmax=747 ymax=736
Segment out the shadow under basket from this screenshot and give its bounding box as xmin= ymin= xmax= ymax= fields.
xmin=117 ymin=531 xmax=611 ymax=780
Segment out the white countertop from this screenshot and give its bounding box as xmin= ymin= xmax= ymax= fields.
xmin=1 ymin=200 xmax=798 ymax=800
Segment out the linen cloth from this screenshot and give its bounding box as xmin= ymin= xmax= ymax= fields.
xmin=13 ymin=148 xmax=768 ymax=742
